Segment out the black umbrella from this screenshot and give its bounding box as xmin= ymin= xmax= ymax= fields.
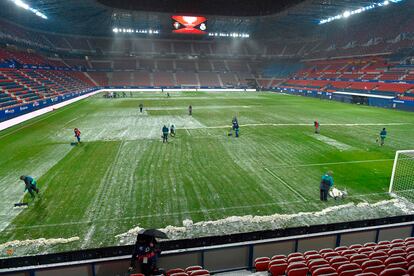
xmin=138 ymin=229 xmax=168 ymax=239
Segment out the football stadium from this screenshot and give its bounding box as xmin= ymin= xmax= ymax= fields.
xmin=0 ymin=0 xmax=414 ymax=275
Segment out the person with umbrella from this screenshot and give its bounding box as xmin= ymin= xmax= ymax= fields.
xmin=128 ymin=229 xmax=167 ymax=275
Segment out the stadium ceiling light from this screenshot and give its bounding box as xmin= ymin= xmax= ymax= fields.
xmin=10 ymin=0 xmax=48 ymax=19
xmin=319 ymin=0 xmax=403 ymax=25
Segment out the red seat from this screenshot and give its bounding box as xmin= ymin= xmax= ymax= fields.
xmin=320 ymin=248 xmax=335 ymax=254
xmin=390 ymin=243 xmax=406 ymax=249
xmin=369 ymin=251 xmax=388 ymax=262
xmin=310 ymin=264 xmax=331 ymax=273
xmin=324 ymin=252 xmax=341 ymax=260
xmin=405 ymin=241 xmax=414 ymax=247
xmin=313 ymin=266 xmax=336 ymax=276
xmin=353 ymin=258 xmax=370 ymax=267
xmin=289 ymin=256 xmax=306 ymax=263
xmin=331 ymin=261 xmax=350 ymax=270
xmin=167 ymin=268 xmax=185 ymax=276
xmin=287 ymin=267 xmax=309 ymax=276
xmin=130 ymin=274 xmax=145 ymax=276
xmin=185 ymin=266 xmax=203 ymax=273
xmin=378 ymin=241 xmax=391 ymax=246
xmin=255 ymin=260 xmax=270 ymax=271
xmin=269 ymin=263 xmax=288 ymax=276
xmin=350 ymin=254 xmax=368 ymax=261
xmin=374 ymin=245 xmax=390 ymax=252
xmin=358 ymin=248 xmax=374 ymax=255
xmin=170 ymin=273 xmax=189 ymax=276
xmin=338 ymin=263 xmax=360 ymax=274
xmin=272 ymin=254 xmax=287 ymax=260
xmin=362 ymin=259 xmax=384 ymax=270
xmin=392 ymin=239 xmax=405 ymax=244
xmin=364 ymin=243 xmax=377 ymax=248
xmin=309 ymin=259 xmax=329 ymax=268
xmin=254 ymin=257 xmax=270 ymax=264
xmin=330 ymin=256 xmax=349 ymax=264
xmin=349 ymin=244 xmax=363 ymax=250
xmin=406 ymin=246 xmax=414 ymax=254
xmin=341 ymin=250 xmax=357 ymax=257
xmin=189 ymin=269 xmax=210 ymax=276
xmin=287 ymin=262 xmax=307 ymax=272
xmin=305 ymin=250 xmax=320 ymax=256
xmin=388 ymin=248 xmax=406 ymax=257
xmin=384 ymin=256 xmax=406 ymax=267
xmin=408 ymin=264 xmax=414 ymax=275
xmin=336 ymin=246 xmax=349 ymax=252
xmin=288 ymin=252 xmax=304 ymax=259
xmin=406 ymin=253 xmax=414 ymax=264
xmin=355 ymin=273 xmax=377 ymax=276
xmin=379 ymin=267 xmax=407 ymax=276
xmin=363 ymin=264 xmax=386 ymax=274
xmin=270 ymin=259 xmax=288 ymax=266
xmin=386 ymin=262 xmax=408 ymax=270
xmin=339 ymin=269 xmax=363 ymax=276
xmin=307 ymin=254 xmax=323 ymax=261
xmin=405 ymin=237 xmax=414 ymax=243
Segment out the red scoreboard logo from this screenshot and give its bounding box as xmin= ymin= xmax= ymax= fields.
xmin=172 ymin=15 xmax=207 ymax=34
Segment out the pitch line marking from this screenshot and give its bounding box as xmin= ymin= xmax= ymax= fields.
xmin=271 ymin=158 xmax=394 ymax=169
xmin=264 ymin=167 xmax=308 ymax=202
xmin=177 ymin=122 xmax=412 ymax=130
xmin=185 ymin=128 xmax=191 ymax=136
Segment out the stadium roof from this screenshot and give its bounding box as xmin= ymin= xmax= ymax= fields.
xmin=0 ymin=0 xmax=408 ymax=39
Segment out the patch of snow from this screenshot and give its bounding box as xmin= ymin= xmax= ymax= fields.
xmin=115 ymin=198 xmax=414 ymax=244
xmin=0 ymin=236 xmax=79 ymax=250
xmin=312 ymin=134 xmax=353 ymax=151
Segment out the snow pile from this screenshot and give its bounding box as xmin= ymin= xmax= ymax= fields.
xmin=0 ymin=236 xmax=80 ymax=251
xmin=116 ymin=198 xmax=414 ymax=245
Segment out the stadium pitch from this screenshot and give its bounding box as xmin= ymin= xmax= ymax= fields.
xmin=1 ymin=91 xmax=414 ymax=257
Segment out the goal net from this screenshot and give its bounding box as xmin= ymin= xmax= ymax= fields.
xmin=389 ymin=150 xmax=414 ymax=200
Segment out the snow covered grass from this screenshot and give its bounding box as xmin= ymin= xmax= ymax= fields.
xmin=1 ymin=92 xmax=414 ymax=258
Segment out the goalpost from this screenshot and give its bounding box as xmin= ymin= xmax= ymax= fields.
xmin=389 ymin=150 xmax=414 ymax=200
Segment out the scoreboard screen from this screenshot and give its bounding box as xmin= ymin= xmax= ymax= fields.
xmin=172 ymin=15 xmax=207 ymax=34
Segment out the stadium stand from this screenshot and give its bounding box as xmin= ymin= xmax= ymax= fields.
xmin=255 ymin=237 xmax=414 ymax=276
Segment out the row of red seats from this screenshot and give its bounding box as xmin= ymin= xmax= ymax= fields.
xmin=254 ymin=237 xmax=414 ymax=276
xmin=131 ymin=265 xmax=210 ymax=276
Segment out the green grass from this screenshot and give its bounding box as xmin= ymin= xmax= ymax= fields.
xmin=1 ymin=91 xmax=414 ymax=257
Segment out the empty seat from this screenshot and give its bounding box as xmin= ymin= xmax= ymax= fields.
xmin=408 ymin=264 xmax=414 ymax=275
xmin=324 ymin=252 xmax=341 ymax=260
xmin=363 ymin=265 xmax=386 ymax=275
xmin=167 ymin=268 xmax=185 ymax=276
xmin=405 ymin=237 xmax=414 ymax=243
xmin=289 ymin=256 xmax=306 ymax=263
xmin=255 ymin=260 xmax=270 ymax=271
xmin=349 ymin=244 xmax=363 ymax=250
xmin=320 ymin=248 xmax=335 ymax=255
xmin=386 ymin=261 xmax=408 ymax=270
xmin=361 ymin=259 xmax=383 ymax=270
xmin=270 ymin=259 xmax=288 ymax=266
xmin=287 ymin=267 xmax=309 ymax=276
xmin=355 ymin=273 xmax=377 ymax=276
xmin=338 ymin=263 xmax=360 ymax=274
xmin=189 ymin=269 xmax=210 ymax=276
xmin=384 ymin=256 xmax=406 ymax=267
xmin=378 ymin=241 xmax=391 ymax=246
xmin=254 ymin=257 xmax=270 ymax=263
xmin=335 ymin=246 xmax=349 ymax=252
xmin=272 ymin=254 xmax=287 ymax=260
xmin=287 ymin=262 xmax=307 ymax=272
xmin=313 ymin=266 xmax=336 ymax=276
xmin=170 ymin=273 xmax=189 ymax=276
xmin=374 ymin=245 xmax=389 ymax=252
xmin=358 ymin=248 xmax=374 ymax=255
xmin=269 ymin=263 xmax=288 ymax=276
xmin=339 ymin=269 xmax=363 ymax=276
xmin=388 ymin=248 xmax=406 ymax=257
xmin=331 ymin=261 xmax=351 ymax=270
xmin=379 ymin=267 xmax=407 ymax=276
xmin=309 ymin=259 xmax=329 ymax=268
xmin=305 ymin=250 xmax=319 ymax=256
xmin=392 ymin=239 xmax=405 ymax=244
xmin=185 ymin=266 xmax=203 ymax=273
xmin=329 ymin=256 xmax=349 ymax=264
xmin=364 ymin=243 xmax=377 ymax=248
xmin=353 ymin=258 xmax=369 ymax=267
xmin=288 ymin=252 xmax=304 ymax=259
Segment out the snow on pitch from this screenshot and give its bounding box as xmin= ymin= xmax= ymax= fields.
xmin=115 ymin=197 xmax=414 ymax=244
xmin=54 ymin=110 xmax=205 ymax=142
